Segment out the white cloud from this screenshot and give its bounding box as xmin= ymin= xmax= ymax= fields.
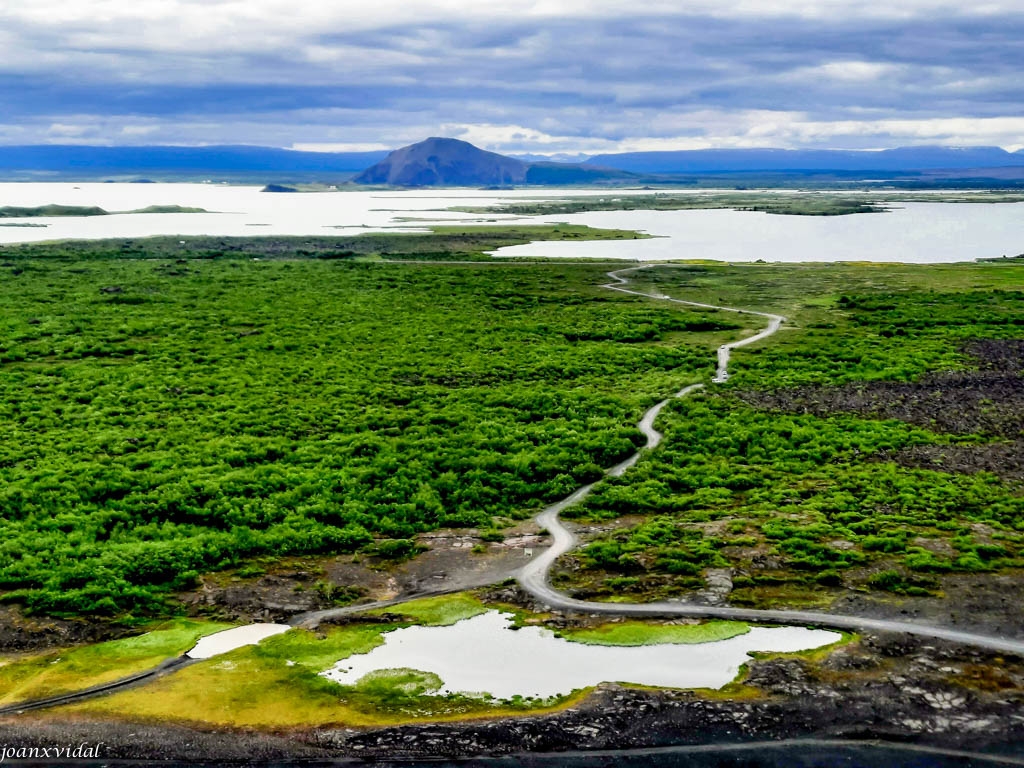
xmin=120 ymin=125 xmax=159 ymax=136
xmin=774 ymin=115 xmax=1024 ymax=147
xmin=438 ymin=123 xmax=617 ymax=152
xmin=288 ymin=113 xmax=1024 ymax=154
xmin=291 ymin=141 xmax=393 ymax=152
xmin=801 ymin=61 xmax=902 ymax=82
xmin=46 ymin=123 xmax=89 ymax=137
xmin=482 ymin=112 xmax=1024 ymax=152
xmin=2 ymin=1 xmax=1024 ymax=149
xmin=5 ymin=0 xmax=1019 ymax=33
xmin=10 ymin=109 xmax=1024 ymax=153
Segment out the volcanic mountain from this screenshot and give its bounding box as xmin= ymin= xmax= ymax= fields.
xmin=352 ymin=137 xmax=635 ymax=187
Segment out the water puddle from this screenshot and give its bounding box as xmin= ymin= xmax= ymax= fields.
xmin=321 ymin=611 xmax=840 ymax=698
xmin=186 ymin=624 xmax=291 ymax=659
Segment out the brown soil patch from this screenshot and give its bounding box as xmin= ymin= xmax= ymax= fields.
xmin=179 ymin=524 xmax=547 ymax=623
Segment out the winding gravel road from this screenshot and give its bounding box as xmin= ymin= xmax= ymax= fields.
xmin=517 ymin=265 xmax=1024 ymax=656
xmin=602 ymin=265 xmax=786 ymax=383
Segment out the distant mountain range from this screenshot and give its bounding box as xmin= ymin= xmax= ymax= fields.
xmin=353 ymin=139 xmax=1024 ymax=186
xmin=2 ymin=138 xmax=1024 ymax=184
xmin=0 ymin=145 xmax=388 ymax=176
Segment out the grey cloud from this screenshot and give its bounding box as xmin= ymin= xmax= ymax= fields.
xmin=1 ymin=7 xmax=1023 ymax=149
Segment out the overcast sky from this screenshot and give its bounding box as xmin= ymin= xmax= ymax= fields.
xmin=2 ymin=0 xmax=1023 ymax=153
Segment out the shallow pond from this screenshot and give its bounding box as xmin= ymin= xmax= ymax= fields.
xmin=320 ymin=611 xmax=840 ymax=699
xmin=186 ymin=624 xmax=291 ymax=659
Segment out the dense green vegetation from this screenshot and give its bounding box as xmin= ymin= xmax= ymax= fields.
xmin=3 ymin=230 xmax=1022 ymax=618
xmin=572 ymin=397 xmax=1024 ymax=599
xmin=565 ymin=263 xmax=1024 ymax=604
xmin=0 ymin=241 xmax=738 ymax=617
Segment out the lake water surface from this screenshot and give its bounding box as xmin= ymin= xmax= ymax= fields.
xmin=491 ymin=203 xmax=1024 ymax=263
xmin=186 ymin=624 xmax=291 ymax=659
xmin=321 ymin=611 xmax=840 ymax=698
xmin=0 ymin=183 xmax=1021 ymax=263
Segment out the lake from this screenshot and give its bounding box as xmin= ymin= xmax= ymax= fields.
xmin=1 ymin=183 xmax=1022 ymax=263
xmin=491 ymin=203 xmax=1024 ymax=263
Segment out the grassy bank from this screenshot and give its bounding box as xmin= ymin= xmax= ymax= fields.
xmin=0 ymin=619 xmax=233 ymax=707
xmin=556 ymin=620 xmax=749 ymax=646
xmin=365 ymin=593 xmax=490 ymax=626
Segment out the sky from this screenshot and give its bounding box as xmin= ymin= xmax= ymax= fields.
xmin=2 ymin=0 xmax=1024 ymax=154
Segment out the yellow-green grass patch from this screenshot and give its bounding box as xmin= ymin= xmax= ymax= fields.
xmin=0 ymin=618 xmax=234 ymax=707
xmin=558 ymin=620 xmax=751 ymax=646
xmin=365 ymin=593 xmax=489 ymax=626
xmin=746 ymin=630 xmax=857 ymax=664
